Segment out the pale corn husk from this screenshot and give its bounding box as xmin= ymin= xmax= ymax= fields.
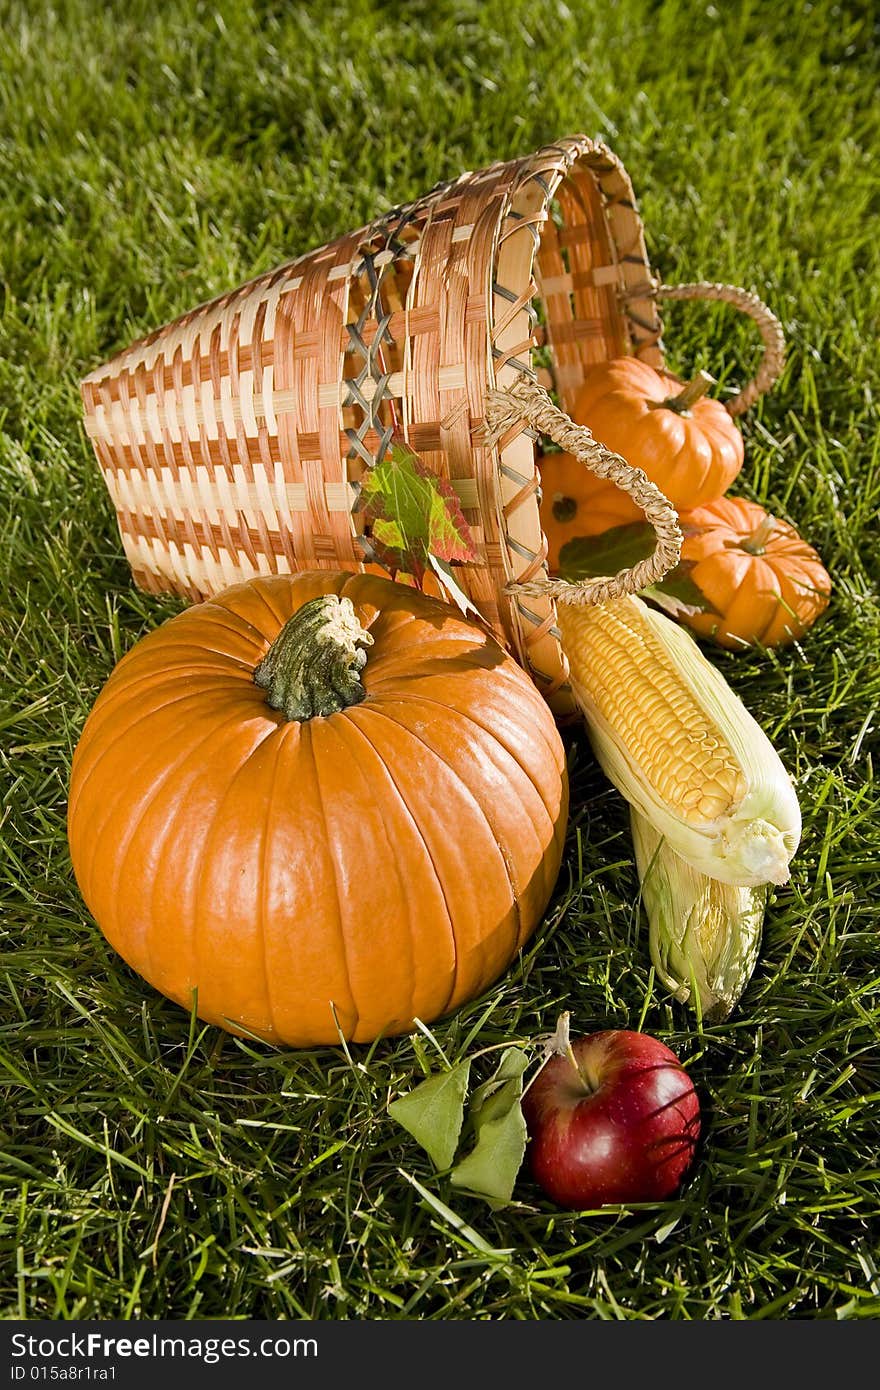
xmin=557 ymin=594 xmax=802 ymax=888
xmin=631 ymin=808 xmax=767 ymax=1022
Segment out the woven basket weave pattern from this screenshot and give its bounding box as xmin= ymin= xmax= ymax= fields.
xmin=81 ymin=136 xmax=665 ymax=713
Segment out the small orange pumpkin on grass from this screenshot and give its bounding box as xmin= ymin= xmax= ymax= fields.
xmin=671 ymin=496 xmax=832 ymax=650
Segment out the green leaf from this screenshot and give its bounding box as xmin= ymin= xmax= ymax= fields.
xmin=358 ymin=443 xmax=477 ymax=584
xmin=557 ymin=521 xmax=657 ymax=581
xmin=466 ymin=1046 xmax=530 ymax=1121
xmin=450 ymin=1048 xmax=529 ymax=1207
xmin=387 ymin=1060 xmax=471 ymax=1171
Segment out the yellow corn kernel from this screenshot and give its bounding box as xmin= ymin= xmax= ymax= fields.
xmin=558 ymin=594 xmax=801 ymax=888
xmin=561 ymin=597 xmax=747 ymax=820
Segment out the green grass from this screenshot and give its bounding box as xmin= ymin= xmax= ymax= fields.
xmin=2 ymin=0 xmax=879 ymax=1320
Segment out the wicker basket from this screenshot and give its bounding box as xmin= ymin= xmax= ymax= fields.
xmin=80 ymin=135 xmax=784 ymax=717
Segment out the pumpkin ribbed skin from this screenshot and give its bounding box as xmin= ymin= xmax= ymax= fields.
xmin=572 ymin=357 xmax=744 ymax=511
xmin=68 ymin=572 xmax=568 ymax=1046
xmin=675 ymin=497 xmax=831 ymax=650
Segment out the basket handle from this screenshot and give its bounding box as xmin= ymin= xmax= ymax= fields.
xmin=655 ymin=282 xmax=785 ymax=417
xmin=484 ymin=375 xmax=682 ymax=607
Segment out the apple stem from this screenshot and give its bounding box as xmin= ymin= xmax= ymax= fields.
xmin=565 ymin=1041 xmax=601 ymax=1095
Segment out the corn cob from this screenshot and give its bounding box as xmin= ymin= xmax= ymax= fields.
xmin=557 ymin=593 xmax=801 ymax=888
xmin=631 ymin=808 xmax=767 ymax=1022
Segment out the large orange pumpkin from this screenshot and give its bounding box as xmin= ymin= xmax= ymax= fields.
xmin=674 ymin=496 xmax=832 ymax=649
xmin=572 ymin=357 xmax=744 ymax=511
xmin=67 ymin=572 xmax=568 ymax=1047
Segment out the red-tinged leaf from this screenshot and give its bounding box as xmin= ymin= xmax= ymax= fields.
xmin=426 ymin=482 xmax=476 ymax=564
xmin=357 ymin=443 xmax=477 ymax=587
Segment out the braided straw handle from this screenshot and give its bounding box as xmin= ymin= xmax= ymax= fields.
xmin=656 ymin=282 xmax=785 ymax=417
xmin=484 ymin=375 xmax=682 ymax=606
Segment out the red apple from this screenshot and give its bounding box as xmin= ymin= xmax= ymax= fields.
xmin=521 ymin=1028 xmax=701 ymax=1208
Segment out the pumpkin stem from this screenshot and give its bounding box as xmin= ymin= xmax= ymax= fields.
xmin=254 ymin=593 xmax=374 ymax=721
xmin=653 ymin=369 xmax=716 ymax=415
xmin=741 ymin=515 xmax=777 ymax=556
